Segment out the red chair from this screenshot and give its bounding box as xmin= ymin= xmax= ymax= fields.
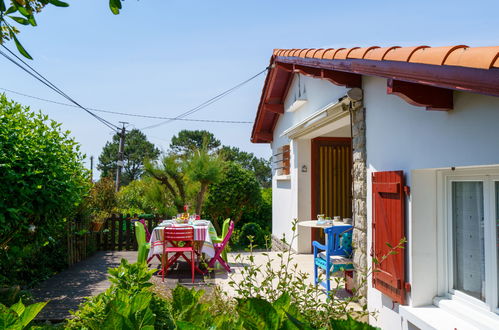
xmin=208 ymin=220 xmax=234 ymax=272
xmin=162 ymin=227 xmax=196 ymax=283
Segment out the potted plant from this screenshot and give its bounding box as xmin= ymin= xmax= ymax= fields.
xmin=90 ymin=210 xmax=109 ymax=232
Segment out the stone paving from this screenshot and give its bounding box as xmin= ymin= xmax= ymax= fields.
xmin=32 ymin=251 xmax=137 ymax=321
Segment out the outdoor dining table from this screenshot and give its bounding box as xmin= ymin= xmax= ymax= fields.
xmin=147 ymin=219 xmax=219 ymax=260
xmin=297 ymin=220 xmax=351 ymax=253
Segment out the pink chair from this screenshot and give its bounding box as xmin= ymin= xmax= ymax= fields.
xmin=162 ymin=227 xmax=196 ymax=283
xmin=208 ymin=220 xmax=234 ymax=272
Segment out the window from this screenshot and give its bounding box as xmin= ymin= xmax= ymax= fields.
xmin=444 ymin=172 xmax=499 ymax=313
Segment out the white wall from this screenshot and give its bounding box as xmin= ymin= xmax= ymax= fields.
xmin=271 ymin=74 xmax=348 ymax=250
xmin=363 ymin=75 xmax=499 ymax=328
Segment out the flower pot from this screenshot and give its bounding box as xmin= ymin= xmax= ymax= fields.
xmin=91 ymin=221 xmax=104 ymax=232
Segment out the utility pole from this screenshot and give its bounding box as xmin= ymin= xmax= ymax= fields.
xmin=115 ymin=122 xmax=128 ymax=192
xmin=90 ymin=155 xmax=94 ymax=183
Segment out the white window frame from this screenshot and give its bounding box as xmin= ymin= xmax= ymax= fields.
xmin=438 ymin=168 xmax=499 ymax=315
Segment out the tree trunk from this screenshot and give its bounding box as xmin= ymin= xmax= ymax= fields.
xmin=234 ymin=202 xmax=247 ymax=224
xmin=212 ymin=217 xmax=222 ymax=233
xmin=195 ymin=182 xmax=209 ymax=215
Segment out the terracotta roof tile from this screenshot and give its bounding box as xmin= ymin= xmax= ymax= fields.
xmin=297 ymin=49 xmax=309 ymax=57
xmin=310 ymin=48 xmax=325 ymax=58
xmin=348 ymin=46 xmax=380 ymax=59
xmin=321 ymin=48 xmax=338 ymax=59
xmin=334 ymin=47 xmax=359 ymax=60
xmin=364 ymin=46 xmax=400 ymax=61
xmin=409 ymin=45 xmax=468 ymax=66
xmin=444 ymin=46 xmax=499 ymax=69
xmin=272 ymin=45 xmax=499 ymax=70
xmin=304 ymin=49 xmax=318 ymax=58
xmin=384 ymin=46 xmax=429 ymax=62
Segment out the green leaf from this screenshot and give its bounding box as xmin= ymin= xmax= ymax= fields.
xmin=28 ymin=15 xmax=37 ymax=26
xmin=9 ymin=16 xmax=30 ymax=25
xmin=236 ymin=298 xmax=279 ymax=330
xmin=4 ymin=6 xmax=16 ymax=15
xmin=0 ymin=0 xmax=6 ymax=12
xmin=109 ymin=0 xmax=122 ymax=15
xmin=15 ymin=5 xmax=29 ymax=17
xmin=176 ymin=321 xmax=206 ymax=330
xmin=9 ymin=299 xmax=25 ymax=316
xmin=130 ymin=291 xmax=152 ymax=313
xmin=19 ymin=301 xmax=47 ymax=327
xmin=48 ymin=0 xmax=69 ymax=7
xmin=12 ymin=33 xmax=33 ymax=60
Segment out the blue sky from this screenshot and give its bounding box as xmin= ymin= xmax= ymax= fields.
xmin=1 ymin=0 xmax=498 ymax=178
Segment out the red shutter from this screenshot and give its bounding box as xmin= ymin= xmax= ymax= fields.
xmin=372 ymin=170 xmax=407 ymax=304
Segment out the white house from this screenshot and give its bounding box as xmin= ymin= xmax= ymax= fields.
xmin=250 ymin=45 xmax=499 ymax=329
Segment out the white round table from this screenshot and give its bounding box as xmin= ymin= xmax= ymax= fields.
xmin=297 ymin=220 xmax=350 ymax=228
xmin=297 ymin=220 xmax=352 ymax=254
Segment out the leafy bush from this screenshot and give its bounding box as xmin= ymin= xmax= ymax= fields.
xmin=67 ymin=259 xmax=174 ymax=329
xmin=66 ymin=256 xmax=379 ymax=329
xmin=240 ymin=187 xmax=272 ymax=232
xmin=117 ymin=177 xmax=174 ymax=216
xmin=238 ymin=222 xmax=267 ymax=249
xmin=0 ymin=95 xmax=90 ymax=287
xmin=204 ymin=162 xmax=262 ymax=232
xmin=88 ymin=177 xmax=117 ymax=224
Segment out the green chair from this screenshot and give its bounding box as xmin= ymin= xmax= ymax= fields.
xmin=134 ymin=221 xmax=151 ymax=264
xmin=213 ymin=218 xmax=231 ymax=261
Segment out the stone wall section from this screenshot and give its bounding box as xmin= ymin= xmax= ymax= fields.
xmin=351 ymin=105 xmax=368 ymax=299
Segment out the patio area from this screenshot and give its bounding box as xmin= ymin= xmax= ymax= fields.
xmin=32 ymin=249 xmax=346 ymax=321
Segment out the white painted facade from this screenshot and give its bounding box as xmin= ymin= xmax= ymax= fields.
xmin=270 ymin=74 xmax=350 ymax=252
xmin=269 ymin=73 xmax=499 ymax=329
xmin=364 ymin=75 xmax=499 ymax=329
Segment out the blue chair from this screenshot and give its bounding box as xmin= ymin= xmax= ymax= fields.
xmin=313 ymin=225 xmax=354 ymax=293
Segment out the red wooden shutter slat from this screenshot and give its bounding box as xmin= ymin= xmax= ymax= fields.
xmin=372 ymin=170 xmax=406 ymax=304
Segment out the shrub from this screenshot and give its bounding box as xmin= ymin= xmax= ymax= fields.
xmin=0 ymin=95 xmax=90 ymax=287
xmin=204 ymin=162 xmax=261 ymax=232
xmin=238 ymin=222 xmax=266 ymax=249
xmin=240 ymin=187 xmax=272 ymax=232
xmin=117 ymin=177 xmax=175 ymax=216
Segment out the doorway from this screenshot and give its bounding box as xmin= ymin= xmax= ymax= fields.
xmin=311 ymin=137 xmax=353 ymax=244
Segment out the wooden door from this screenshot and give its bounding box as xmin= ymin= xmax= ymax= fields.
xmin=311 ymin=137 xmax=352 ymax=220
xmin=310 ymin=138 xmax=352 ymax=247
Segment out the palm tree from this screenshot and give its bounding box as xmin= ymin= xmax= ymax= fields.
xmin=187 ymin=148 xmax=223 ymax=215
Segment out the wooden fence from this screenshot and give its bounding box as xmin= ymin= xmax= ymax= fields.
xmin=67 ymin=219 xmax=93 ymax=267
xmin=66 ymin=215 xmax=164 ymax=266
xmin=96 ymin=215 xmax=163 ymax=251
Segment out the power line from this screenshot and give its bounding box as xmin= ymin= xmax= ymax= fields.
xmin=0 ymin=45 xmax=119 ymax=131
xmin=0 ymin=87 xmax=253 ymax=124
xmin=140 ymin=67 xmax=269 ymax=130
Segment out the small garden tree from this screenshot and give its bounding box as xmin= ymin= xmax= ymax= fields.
xmin=0 ymin=95 xmax=89 ymax=286
xmin=145 ymin=155 xmax=188 ymax=213
xmin=187 ymin=147 xmax=223 ymax=215
xmin=204 ymin=162 xmax=261 ymax=232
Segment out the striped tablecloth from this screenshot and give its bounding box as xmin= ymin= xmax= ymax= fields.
xmin=148 ymin=220 xmax=218 ymax=258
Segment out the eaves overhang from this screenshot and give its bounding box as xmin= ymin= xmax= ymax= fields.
xmin=251 ymin=46 xmax=499 ymax=144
